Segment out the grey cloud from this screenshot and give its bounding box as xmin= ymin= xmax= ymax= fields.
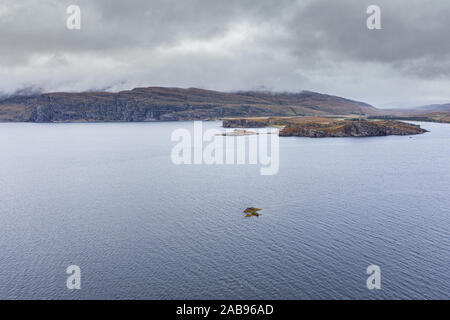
xmin=1 ymin=0 xmax=450 ymax=107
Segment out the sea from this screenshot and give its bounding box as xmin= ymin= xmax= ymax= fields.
xmin=0 ymin=121 xmax=448 ymax=299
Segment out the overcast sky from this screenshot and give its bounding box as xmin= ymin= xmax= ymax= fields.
xmin=1 ymin=0 xmax=450 ymax=107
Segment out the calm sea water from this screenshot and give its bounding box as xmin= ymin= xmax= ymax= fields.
xmin=0 ymin=121 xmax=449 ymax=299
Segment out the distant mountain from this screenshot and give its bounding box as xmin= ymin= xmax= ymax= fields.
xmin=408 ymin=103 xmax=450 ymax=113
xmin=0 ymin=87 xmax=378 ymax=122
xmin=368 ymin=103 xmax=450 ymax=123
xmin=384 ymin=103 xmax=450 ymax=114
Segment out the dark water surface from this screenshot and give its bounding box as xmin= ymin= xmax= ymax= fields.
xmin=0 ymin=121 xmax=449 ymax=299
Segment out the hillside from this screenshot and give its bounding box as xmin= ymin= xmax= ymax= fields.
xmin=0 ymin=87 xmax=378 ymax=122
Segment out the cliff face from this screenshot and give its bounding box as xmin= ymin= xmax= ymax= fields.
xmin=0 ymin=87 xmax=378 ymax=122
xmin=223 ymin=117 xmax=428 ymax=137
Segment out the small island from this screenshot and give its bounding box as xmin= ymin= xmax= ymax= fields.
xmin=223 ymin=117 xmax=428 ymax=137
xmin=243 ymin=207 xmax=263 ymax=217
xmin=217 ymin=129 xmax=258 ymax=136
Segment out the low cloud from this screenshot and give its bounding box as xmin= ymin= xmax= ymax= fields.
xmin=1 ymin=0 xmax=450 ymax=107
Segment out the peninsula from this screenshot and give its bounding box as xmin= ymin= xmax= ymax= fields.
xmin=222 ymin=117 xmax=428 ymax=137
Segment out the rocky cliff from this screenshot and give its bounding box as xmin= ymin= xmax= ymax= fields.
xmin=0 ymin=87 xmax=378 ymax=122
